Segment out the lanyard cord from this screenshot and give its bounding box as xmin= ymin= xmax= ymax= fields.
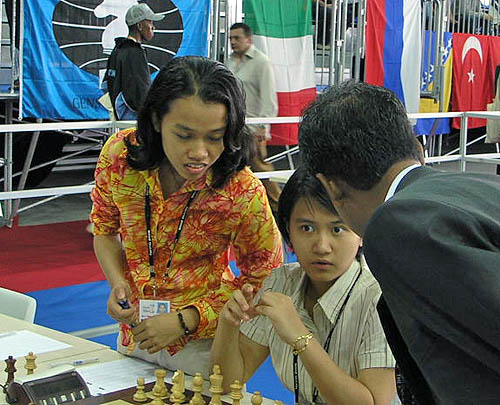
xmin=145 ymin=185 xmax=199 ymax=293
xmin=293 ymin=268 xmax=362 ymax=405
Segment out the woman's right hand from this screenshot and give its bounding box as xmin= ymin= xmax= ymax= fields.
xmin=107 ymin=282 xmax=136 ymax=324
xmin=220 ymin=283 xmax=260 ymax=327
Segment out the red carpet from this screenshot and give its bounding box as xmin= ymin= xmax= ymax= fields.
xmin=0 ymin=220 xmax=105 ymax=293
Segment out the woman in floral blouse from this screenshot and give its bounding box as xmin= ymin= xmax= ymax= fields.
xmin=90 ymin=56 xmax=282 ymax=377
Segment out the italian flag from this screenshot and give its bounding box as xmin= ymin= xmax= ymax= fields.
xmin=245 ymin=0 xmax=316 ymax=145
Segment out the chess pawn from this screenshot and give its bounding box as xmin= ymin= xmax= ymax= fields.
xmin=152 ymin=369 xmax=168 ymax=398
xmin=170 ymin=369 xmax=186 ymax=405
xmin=133 ymin=376 xmax=148 ymax=403
xmin=189 ymin=372 xmax=205 ymax=405
xmin=24 ymin=352 xmax=37 ymax=375
xmin=251 ymin=391 xmax=263 ymax=405
xmin=229 ymin=380 xmax=243 ymax=405
xmin=209 ymin=365 xmax=223 ymax=405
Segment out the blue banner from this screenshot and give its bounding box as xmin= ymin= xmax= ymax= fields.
xmin=23 ymin=0 xmax=210 ymax=119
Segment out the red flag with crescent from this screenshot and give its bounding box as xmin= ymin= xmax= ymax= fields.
xmin=451 ymin=33 xmax=494 ymax=128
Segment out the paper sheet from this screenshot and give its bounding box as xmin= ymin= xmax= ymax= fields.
xmin=76 ymin=358 xmax=163 ymax=395
xmin=0 ymin=330 xmax=72 ymax=359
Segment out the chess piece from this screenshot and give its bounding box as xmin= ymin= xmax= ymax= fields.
xmin=189 ymin=372 xmax=205 ymax=405
xmin=4 ymin=356 xmax=16 ymax=393
xmin=229 ymin=380 xmax=243 ymax=405
xmin=208 ymin=365 xmax=223 ymax=405
xmin=170 ymin=369 xmax=186 ymax=404
xmin=150 ymin=389 xmax=166 ymax=405
xmin=133 ymin=376 xmax=148 ymax=402
xmin=150 ymin=368 xmax=168 ymax=399
xmin=273 ymin=401 xmax=284 ymax=405
xmin=24 ymin=352 xmax=37 ymax=375
xmin=251 ymin=391 xmax=263 ymax=405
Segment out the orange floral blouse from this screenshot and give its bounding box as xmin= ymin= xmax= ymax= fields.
xmin=90 ymin=129 xmax=283 ymax=354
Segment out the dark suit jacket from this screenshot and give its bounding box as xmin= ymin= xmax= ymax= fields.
xmin=364 ymin=166 xmax=500 ymax=404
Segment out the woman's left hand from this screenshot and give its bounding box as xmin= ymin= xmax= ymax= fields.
xmin=255 ymin=292 xmax=310 ymax=346
xmin=132 ymin=312 xmax=183 ymax=354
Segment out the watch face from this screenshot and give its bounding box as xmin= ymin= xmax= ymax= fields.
xmin=52 ymin=0 xmax=183 ymax=77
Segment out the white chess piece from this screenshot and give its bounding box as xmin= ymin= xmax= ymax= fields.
xmin=133 ymin=376 xmax=148 ymax=402
xmin=189 ymin=372 xmax=206 ymax=405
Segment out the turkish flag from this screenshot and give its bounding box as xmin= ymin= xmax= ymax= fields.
xmin=451 ymin=33 xmax=495 ymax=128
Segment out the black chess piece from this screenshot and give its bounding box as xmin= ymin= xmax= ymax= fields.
xmin=4 ymin=356 xmax=16 ymax=393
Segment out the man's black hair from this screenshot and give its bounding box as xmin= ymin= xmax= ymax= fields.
xmin=299 ymin=80 xmax=420 ymax=190
xmin=229 ymin=22 xmax=252 ymax=37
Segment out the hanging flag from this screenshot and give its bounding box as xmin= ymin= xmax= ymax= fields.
xmin=451 ymin=33 xmax=496 ymax=128
xmin=365 ymin=0 xmax=422 ymax=113
xmin=415 ymin=31 xmax=453 ymax=135
xmin=244 ymin=0 xmax=316 ymax=146
xmin=22 ymin=0 xmax=210 ymax=120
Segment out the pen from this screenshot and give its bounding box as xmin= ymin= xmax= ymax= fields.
xmin=50 ymin=357 xmax=99 ymax=368
xmin=117 ymin=299 xmax=136 ymax=328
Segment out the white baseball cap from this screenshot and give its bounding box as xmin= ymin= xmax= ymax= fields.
xmin=125 ymin=3 xmax=165 ymax=26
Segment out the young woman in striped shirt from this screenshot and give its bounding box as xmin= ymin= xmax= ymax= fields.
xmin=212 ymin=167 xmax=396 ymax=404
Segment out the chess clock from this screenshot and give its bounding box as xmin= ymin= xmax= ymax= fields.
xmin=6 ymin=370 xmax=91 ymax=405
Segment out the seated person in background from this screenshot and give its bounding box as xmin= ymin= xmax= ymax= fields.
xmin=211 ymin=167 xmax=396 ymax=404
xmin=91 ymin=56 xmax=283 ymax=378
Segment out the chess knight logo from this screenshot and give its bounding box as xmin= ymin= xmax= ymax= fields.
xmin=51 ymin=0 xmax=183 ymax=77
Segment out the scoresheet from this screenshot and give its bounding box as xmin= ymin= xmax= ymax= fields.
xmin=76 ymin=358 xmax=160 ymax=395
xmin=0 ymin=330 xmax=71 ymax=359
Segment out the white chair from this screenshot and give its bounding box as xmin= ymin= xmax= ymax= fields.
xmin=0 ymin=287 xmax=37 ymax=323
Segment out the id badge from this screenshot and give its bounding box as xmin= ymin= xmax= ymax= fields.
xmin=139 ymin=299 xmax=170 ymax=321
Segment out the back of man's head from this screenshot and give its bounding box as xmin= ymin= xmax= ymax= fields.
xmin=229 ymin=22 xmax=252 ymax=37
xmin=299 ymin=80 xmax=420 ymax=191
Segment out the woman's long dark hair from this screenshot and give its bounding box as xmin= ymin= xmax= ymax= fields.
xmin=126 ymin=56 xmax=252 ymax=188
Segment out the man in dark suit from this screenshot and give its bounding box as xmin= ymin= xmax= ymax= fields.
xmin=298 ymin=80 xmax=500 ymax=404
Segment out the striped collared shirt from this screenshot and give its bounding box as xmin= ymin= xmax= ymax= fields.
xmin=240 ymin=258 xmax=395 ymax=404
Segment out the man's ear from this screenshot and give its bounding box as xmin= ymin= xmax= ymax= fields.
xmin=151 ymin=112 xmax=161 ymax=132
xmin=316 ymin=173 xmax=343 ymax=202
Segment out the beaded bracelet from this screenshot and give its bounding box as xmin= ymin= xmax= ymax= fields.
xmin=177 ymin=310 xmax=191 ymax=336
xmin=291 ymin=332 xmax=313 ymax=355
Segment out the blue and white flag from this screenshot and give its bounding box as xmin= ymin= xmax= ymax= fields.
xmin=365 ymin=0 xmax=422 ymax=113
xmin=22 ymin=0 xmax=210 ymax=119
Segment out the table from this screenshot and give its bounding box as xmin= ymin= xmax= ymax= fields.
xmin=0 ymin=315 xmax=276 ymax=405
xmin=0 ymin=314 xmax=110 ymax=369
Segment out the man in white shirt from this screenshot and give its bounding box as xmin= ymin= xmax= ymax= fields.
xmin=226 ymin=23 xmax=281 ymax=212
xmin=298 ymin=80 xmax=500 ymax=404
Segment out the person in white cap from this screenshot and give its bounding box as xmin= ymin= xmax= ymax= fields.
xmin=104 ymin=3 xmax=164 ymax=120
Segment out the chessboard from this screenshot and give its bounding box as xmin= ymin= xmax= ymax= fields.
xmin=73 ymin=367 xmax=264 ymax=405
xmin=73 ymin=381 xmax=229 ymax=405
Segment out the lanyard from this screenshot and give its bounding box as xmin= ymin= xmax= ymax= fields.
xmin=293 ymin=269 xmax=362 ymax=405
xmin=145 ymin=184 xmax=199 ymax=295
